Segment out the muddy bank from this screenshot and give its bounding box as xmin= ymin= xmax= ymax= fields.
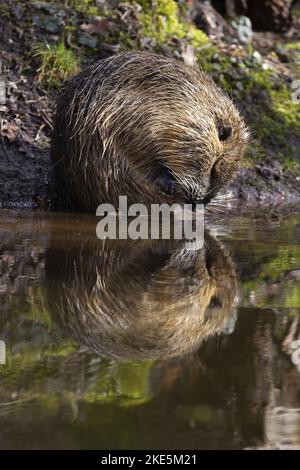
xmin=227 ymin=166 xmax=300 ymax=207
xmin=0 ymin=142 xmax=55 ymax=210
xmin=1 ymin=144 xmax=300 ymax=210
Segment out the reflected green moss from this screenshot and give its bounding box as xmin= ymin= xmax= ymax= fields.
xmin=84 ymin=361 xmax=153 ymax=406
xmin=226 ymin=216 xmax=300 ymax=309
xmin=0 ymin=280 xmax=151 ymax=410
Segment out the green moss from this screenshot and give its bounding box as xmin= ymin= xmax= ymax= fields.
xmin=0 ymin=2 xmax=11 ymax=19
xmin=223 ymin=64 xmax=300 ymax=173
xmin=59 ymin=0 xmax=99 ymax=16
xmin=130 ymin=0 xmax=208 ymax=48
xmin=262 ymin=84 xmax=300 ymax=172
xmin=34 ymin=41 xmax=80 ymax=89
xmin=282 ymin=157 xmax=300 ymax=173
xmin=202 ymin=53 xmax=234 ymax=93
xmin=270 ymin=86 xmax=299 ymax=125
xmin=285 ymin=41 xmax=300 ymax=52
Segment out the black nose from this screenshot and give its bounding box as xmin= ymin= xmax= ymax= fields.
xmin=217 ymin=125 xmax=232 ymax=142
xmin=184 ymin=197 xmax=205 ymax=211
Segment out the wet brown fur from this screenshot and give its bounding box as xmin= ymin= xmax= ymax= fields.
xmin=51 ymin=52 xmax=249 ymax=211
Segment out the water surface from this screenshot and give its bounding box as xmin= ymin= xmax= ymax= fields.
xmin=0 ymin=208 xmax=300 ymax=450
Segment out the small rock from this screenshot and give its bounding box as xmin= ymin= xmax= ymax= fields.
xmin=284 ymin=269 xmax=300 ymax=281
xmin=96 ymin=0 xmax=106 ymax=7
xmin=252 ymin=50 xmax=262 ymax=65
xmin=235 ymin=16 xmax=253 ymax=44
xmin=32 ymin=2 xmax=57 ymax=15
xmin=12 ymin=5 xmax=23 ymax=20
xmin=236 ymin=81 xmax=244 ymax=91
xmin=78 ymin=32 xmax=98 ymax=48
xmin=275 ymin=46 xmax=290 ymax=63
xmin=43 ymin=17 xmax=61 ymax=34
xmin=212 ymin=63 xmax=222 ymax=71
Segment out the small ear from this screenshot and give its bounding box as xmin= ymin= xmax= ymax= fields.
xmin=217 ymin=124 xmax=232 ymax=142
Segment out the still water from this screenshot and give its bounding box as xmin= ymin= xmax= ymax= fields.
xmin=0 ymin=208 xmax=300 ymax=450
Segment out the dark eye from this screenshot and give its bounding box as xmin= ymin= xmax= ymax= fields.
xmin=153 ymin=161 xmax=177 ymax=195
xmin=217 ymin=124 xmax=232 ymax=142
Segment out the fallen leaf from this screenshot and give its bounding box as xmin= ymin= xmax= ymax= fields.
xmin=0 ymin=120 xmax=20 ymax=142
xmin=81 ymin=17 xmax=117 ymax=35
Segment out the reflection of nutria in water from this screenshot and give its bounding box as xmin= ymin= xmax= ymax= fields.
xmin=51 ymin=52 xmax=249 ymax=211
xmin=46 ymin=232 xmax=238 ymax=360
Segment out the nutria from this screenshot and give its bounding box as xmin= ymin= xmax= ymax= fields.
xmin=46 ymin=230 xmax=237 ymax=360
xmin=51 ymin=51 xmax=249 ymax=211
